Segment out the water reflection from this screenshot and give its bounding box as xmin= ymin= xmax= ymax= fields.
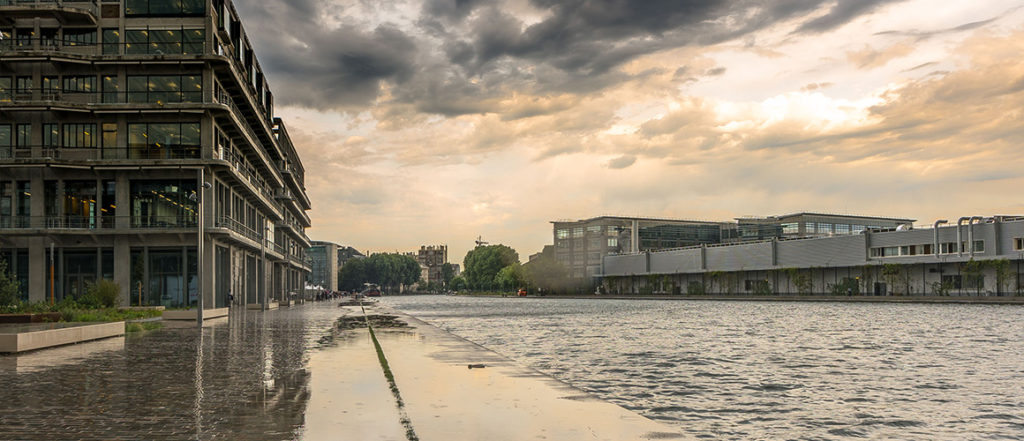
xmin=0 ymin=303 xmax=341 ymax=440
xmin=384 ymin=296 xmax=1024 ymax=440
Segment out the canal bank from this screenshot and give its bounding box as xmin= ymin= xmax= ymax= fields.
xmin=324 ymin=303 xmax=686 ymax=441
xmin=463 ymin=293 xmax=1024 ymax=305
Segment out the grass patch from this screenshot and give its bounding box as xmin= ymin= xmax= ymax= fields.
xmin=0 ymin=299 xmax=163 ymax=322
xmin=126 ymin=321 xmax=163 ymax=333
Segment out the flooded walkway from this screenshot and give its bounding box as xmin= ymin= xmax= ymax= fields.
xmin=0 ymin=301 xmax=681 ymax=440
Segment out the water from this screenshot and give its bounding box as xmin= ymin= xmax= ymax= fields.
xmin=382 ymin=296 xmax=1024 ymax=440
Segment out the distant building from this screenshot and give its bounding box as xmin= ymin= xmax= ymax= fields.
xmin=416 ymin=245 xmax=448 ymax=284
xmin=732 ymin=212 xmax=915 ymax=242
xmin=553 ymin=213 xmax=917 ymax=279
xmin=552 ymin=216 xmax=731 ymax=279
xmin=337 ymin=246 xmax=365 ymax=267
xmin=604 ymin=215 xmax=1023 ymax=297
xmin=307 ymin=241 xmax=339 ymax=291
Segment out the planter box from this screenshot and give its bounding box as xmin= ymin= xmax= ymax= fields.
xmin=162 ymin=307 xmax=229 ymax=321
xmin=0 ymin=313 xmax=63 ymax=324
xmin=246 ymin=302 xmax=279 ymax=310
xmin=0 ymin=321 xmax=124 ymax=353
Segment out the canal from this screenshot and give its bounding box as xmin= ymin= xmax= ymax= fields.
xmin=382 ymin=295 xmax=1024 ymax=440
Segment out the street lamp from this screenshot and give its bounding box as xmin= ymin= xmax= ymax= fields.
xmin=197 ymin=172 xmax=212 ymax=329
xmin=261 ymin=225 xmax=270 ymax=311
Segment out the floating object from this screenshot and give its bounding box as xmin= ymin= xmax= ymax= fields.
xmin=467 ymin=364 xmax=486 ymax=369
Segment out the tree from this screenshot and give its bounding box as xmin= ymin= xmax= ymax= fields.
xmin=441 ymin=263 xmax=455 ymax=288
xmin=522 ymin=254 xmax=571 ymax=294
xmin=495 ymin=263 xmax=526 ymax=291
xmin=0 ymin=260 xmax=20 ymax=306
xmin=362 ymin=253 xmax=421 ymax=293
xmin=338 ymin=259 xmax=369 ymax=291
xmin=463 ymin=244 xmax=519 ymax=290
xmin=450 ymin=276 xmax=467 ymax=291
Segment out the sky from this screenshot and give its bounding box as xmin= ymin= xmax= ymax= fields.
xmin=232 ymin=0 xmax=1024 ymax=263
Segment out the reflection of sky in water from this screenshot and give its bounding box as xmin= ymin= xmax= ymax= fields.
xmin=384 ymin=296 xmax=1024 ymax=440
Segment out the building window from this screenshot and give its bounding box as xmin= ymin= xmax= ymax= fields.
xmin=0 ymin=125 xmax=10 ymax=158
xmin=103 ymin=76 xmax=120 ymax=103
xmin=588 ymin=238 xmax=602 ymax=249
xmin=834 ymin=224 xmax=850 ymax=234
xmin=126 ymin=0 xmax=205 ymax=17
xmin=127 ymin=74 xmax=202 ymax=103
xmin=130 ymin=179 xmax=198 ymax=227
xmin=1015 ymin=238 xmax=1024 ymax=251
xmin=586 ymin=225 xmax=602 ymax=234
xmin=816 ymin=223 xmax=833 ymax=234
xmin=43 ymin=123 xmax=59 ymax=148
xmin=125 ymin=28 xmax=205 ymax=55
xmin=102 ymin=28 xmax=120 ymax=54
xmin=973 ymin=240 xmax=985 ymax=253
xmin=63 ymin=180 xmax=98 ymax=228
xmin=781 ymin=222 xmax=799 ymax=234
xmin=572 ymin=227 xmax=584 ymax=238
xmin=608 ymin=238 xmax=617 ymax=248
xmin=16 ymin=124 xmax=30 ymax=148
xmin=0 ymin=77 xmax=10 ymax=102
xmin=63 ymin=123 xmax=97 ymax=148
xmin=556 ymin=229 xmax=569 ymax=239
xmin=128 ymin=122 xmax=201 ymax=159
xmin=63 ymin=28 xmax=97 ymax=46
xmin=63 ymin=75 xmax=96 ymax=93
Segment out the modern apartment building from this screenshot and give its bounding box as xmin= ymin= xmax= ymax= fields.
xmin=0 ymin=0 xmax=313 ymax=308
xmin=307 ymin=240 xmax=338 ymax=292
xmin=604 ymin=215 xmax=1024 ymax=297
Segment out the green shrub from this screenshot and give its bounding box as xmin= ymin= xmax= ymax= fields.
xmin=0 ymin=260 xmax=20 ymax=307
xmin=686 ymin=281 xmax=706 ymax=295
xmin=84 ymin=279 xmax=121 ymax=308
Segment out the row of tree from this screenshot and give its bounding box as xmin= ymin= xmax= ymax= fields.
xmin=338 ymin=253 xmax=421 ymax=293
xmin=460 ymin=244 xmax=581 ymax=293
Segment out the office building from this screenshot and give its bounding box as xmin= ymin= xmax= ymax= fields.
xmin=307 ymin=241 xmax=338 ymax=292
xmin=603 ymin=215 xmax=1024 ymax=297
xmin=0 ymin=0 xmax=312 ymax=307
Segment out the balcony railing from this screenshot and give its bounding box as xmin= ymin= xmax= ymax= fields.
xmin=0 ymin=215 xmax=195 ymax=229
xmin=0 ymin=89 xmax=205 ymax=106
xmin=0 ymin=145 xmax=202 ymax=160
xmin=0 ymin=39 xmax=206 ymax=57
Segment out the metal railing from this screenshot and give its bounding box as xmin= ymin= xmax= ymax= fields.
xmin=0 ymin=145 xmax=202 ymax=160
xmin=0 ymin=89 xmax=205 ymax=106
xmin=0 ymin=39 xmax=206 ymax=56
xmin=0 ymin=215 xmax=195 ymax=229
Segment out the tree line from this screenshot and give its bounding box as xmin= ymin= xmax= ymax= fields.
xmin=338 ymin=253 xmax=421 ymax=293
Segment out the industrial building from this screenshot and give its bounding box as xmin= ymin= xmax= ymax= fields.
xmin=554 ymin=213 xmax=913 ymax=280
xmin=602 ymin=216 xmax=1024 ymax=297
xmin=0 ymin=0 xmax=313 ymax=308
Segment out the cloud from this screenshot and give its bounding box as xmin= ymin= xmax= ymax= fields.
xmin=607 ymin=155 xmax=637 ymax=169
xmin=796 ymin=0 xmax=902 ymax=33
xmin=846 ymin=42 xmax=915 ymax=69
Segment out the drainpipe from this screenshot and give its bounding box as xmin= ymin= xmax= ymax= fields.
xmin=956 ymin=217 xmax=970 ymax=257
xmin=631 ymin=220 xmax=639 ymax=254
xmin=933 ymin=219 xmax=948 ymax=257
xmin=968 ymin=216 xmax=983 ymax=257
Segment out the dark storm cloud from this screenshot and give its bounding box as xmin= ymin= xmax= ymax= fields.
xmin=234 ymin=0 xmax=907 ymax=114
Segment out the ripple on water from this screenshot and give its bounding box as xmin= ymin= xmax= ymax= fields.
xmin=383 ymin=296 xmax=1024 ymax=440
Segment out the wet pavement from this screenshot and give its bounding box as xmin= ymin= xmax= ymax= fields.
xmin=0 ymin=301 xmax=682 ymax=440
xmin=0 ymin=303 xmax=342 ymax=440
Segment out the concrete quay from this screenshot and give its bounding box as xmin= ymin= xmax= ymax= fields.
xmin=0 ymin=321 xmax=125 ymax=353
xmin=321 ymin=304 xmax=687 ymax=441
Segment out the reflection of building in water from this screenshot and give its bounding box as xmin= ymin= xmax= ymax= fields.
xmin=307 ymin=241 xmax=339 ymax=291
xmin=0 ymin=0 xmax=313 ymax=309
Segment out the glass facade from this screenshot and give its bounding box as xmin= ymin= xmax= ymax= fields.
xmin=130 ymin=247 xmax=198 ymax=307
xmin=130 ymin=179 xmax=198 ymax=227
xmin=128 ymin=122 xmax=201 ymax=159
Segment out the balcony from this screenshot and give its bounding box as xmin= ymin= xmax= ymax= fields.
xmin=0 ymin=88 xmax=207 ymax=112
xmin=0 ymin=215 xmax=196 ymax=231
xmin=0 ymin=145 xmax=202 ymax=161
xmin=0 ymin=0 xmax=100 ymax=25
xmin=0 ymin=38 xmax=207 ymax=59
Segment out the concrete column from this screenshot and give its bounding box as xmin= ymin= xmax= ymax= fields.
xmin=116 ymin=172 xmax=130 ymax=228
xmin=28 ymin=237 xmax=46 ymax=302
xmin=114 ymin=237 xmax=131 ymax=306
